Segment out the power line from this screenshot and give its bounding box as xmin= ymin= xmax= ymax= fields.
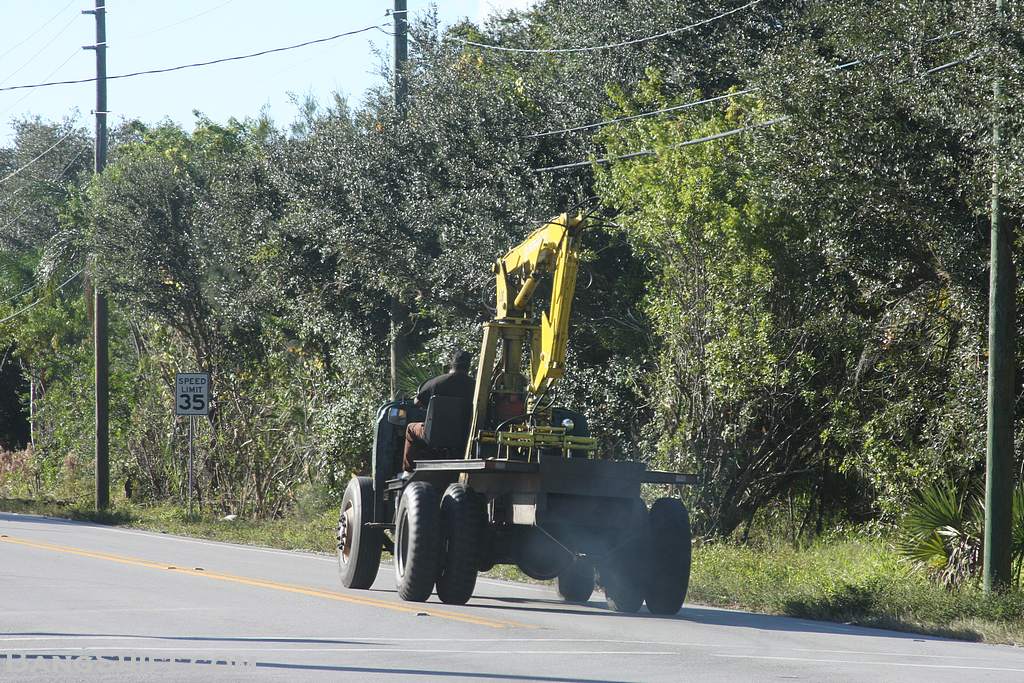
xmin=536 ymin=46 xmax=974 ymax=172
xmin=450 ymin=0 xmax=761 ymax=55
xmin=0 ymin=145 xmax=89 ymax=258
xmin=124 ymin=0 xmax=237 ymax=41
xmin=531 ymin=117 xmax=788 ymax=172
xmin=0 ymin=131 xmax=76 ymax=186
xmin=0 ymin=12 xmax=81 ymax=88
xmin=0 ymin=24 xmax=390 ymax=94
xmin=526 ymin=29 xmax=970 ymax=139
xmin=0 ymin=269 xmax=84 ymax=327
xmin=0 ymin=47 xmax=81 ymax=118
xmin=1 ymin=279 xmax=39 ymax=306
xmin=0 ymin=0 xmax=76 ymax=64
xmin=527 ymin=90 xmax=756 ymax=139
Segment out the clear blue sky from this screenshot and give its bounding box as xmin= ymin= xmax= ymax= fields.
xmin=0 ymin=1 xmax=533 ymax=145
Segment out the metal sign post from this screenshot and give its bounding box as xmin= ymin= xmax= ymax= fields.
xmin=188 ymin=416 xmax=194 ymax=516
xmin=175 ymin=373 xmax=211 ymax=516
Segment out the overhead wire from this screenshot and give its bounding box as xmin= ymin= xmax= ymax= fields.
xmin=0 ymin=131 xmax=77 ymax=185
xmin=527 ymin=90 xmax=756 ymax=139
xmin=0 ymin=11 xmax=82 ymax=88
xmin=527 ymin=29 xmax=971 ymax=139
xmin=0 ymin=143 xmax=89 ymax=248
xmin=0 ymin=47 xmax=82 ymax=118
xmin=531 ymin=46 xmax=979 ymax=173
xmin=0 ymin=24 xmax=391 ymax=94
xmin=0 ymin=269 xmax=84 ymax=327
xmin=124 ymin=0 xmax=237 ymax=41
xmin=0 ymin=0 xmax=76 ymax=64
xmin=532 ymin=118 xmax=788 ymax=173
xmin=0 ymin=144 xmax=90 ymax=305
xmin=449 ymin=0 xmax=761 ymax=54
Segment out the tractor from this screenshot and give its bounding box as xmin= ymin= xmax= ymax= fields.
xmin=337 ymin=212 xmax=695 ymax=613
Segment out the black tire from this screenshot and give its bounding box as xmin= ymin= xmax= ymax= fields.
xmin=436 ymin=483 xmax=486 ymax=605
xmin=644 ymin=498 xmax=692 ymax=615
xmin=394 ymin=481 xmax=441 ymax=602
xmin=337 ymin=475 xmax=383 ymax=589
xmin=598 ymin=498 xmax=648 ymax=613
xmin=557 ymin=559 xmax=594 ymax=603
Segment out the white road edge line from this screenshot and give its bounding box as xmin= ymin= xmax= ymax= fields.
xmin=714 ymin=654 xmax=1024 ymax=673
xmin=0 ymin=637 xmax=702 ymax=645
xmin=0 ymin=647 xmax=680 ymax=655
xmin=789 ymin=647 xmax=1014 ymax=661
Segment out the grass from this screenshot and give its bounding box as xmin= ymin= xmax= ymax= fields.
xmin=3 ymin=497 xmax=1023 ymax=645
xmin=0 ymin=497 xmax=338 ymax=554
xmin=690 ymin=535 xmax=1024 ymax=645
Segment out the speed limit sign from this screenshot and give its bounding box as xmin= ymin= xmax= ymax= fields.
xmin=175 ymin=373 xmax=211 ymax=416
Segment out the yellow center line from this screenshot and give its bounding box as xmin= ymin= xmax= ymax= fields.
xmin=0 ymin=534 xmax=533 ymax=630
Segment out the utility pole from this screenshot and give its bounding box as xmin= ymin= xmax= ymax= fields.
xmin=984 ymin=0 xmax=1014 ymax=593
xmin=390 ymin=0 xmax=409 ymax=399
xmin=84 ymin=0 xmax=109 ymax=511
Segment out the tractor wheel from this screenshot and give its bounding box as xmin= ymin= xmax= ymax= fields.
xmin=557 ymin=559 xmax=594 ymax=603
xmin=644 ymin=498 xmax=692 ymax=615
xmin=337 ymin=475 xmax=383 ymax=589
xmin=598 ymin=498 xmax=648 ymax=613
xmin=436 ymin=483 xmax=486 ymax=605
xmin=394 ymin=481 xmax=441 ymax=602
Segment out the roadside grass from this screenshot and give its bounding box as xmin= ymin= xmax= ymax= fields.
xmin=690 ymin=535 xmax=1024 ymax=645
xmin=3 ymin=497 xmax=1023 ymax=645
xmin=0 ymin=497 xmax=338 ymax=554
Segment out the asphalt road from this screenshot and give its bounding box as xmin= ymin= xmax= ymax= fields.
xmin=2 ymin=512 xmax=1024 ymax=682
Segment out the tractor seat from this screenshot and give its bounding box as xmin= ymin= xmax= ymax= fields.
xmin=423 ymin=395 xmax=472 ymax=457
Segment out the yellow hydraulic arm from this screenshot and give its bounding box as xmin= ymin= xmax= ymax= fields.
xmin=495 ymin=211 xmax=586 ymax=394
xmin=463 ymin=212 xmax=590 ymax=459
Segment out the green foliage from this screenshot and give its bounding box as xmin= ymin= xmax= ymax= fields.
xmin=595 ymin=77 xmax=863 ymax=535
xmin=1 ymin=0 xmax=1022 ymax=541
xmin=897 ymin=481 xmax=1024 ymax=587
xmin=896 ymin=483 xmax=983 ymax=587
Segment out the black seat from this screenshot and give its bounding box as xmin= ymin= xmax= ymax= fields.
xmin=423 ymin=395 xmax=472 ymax=457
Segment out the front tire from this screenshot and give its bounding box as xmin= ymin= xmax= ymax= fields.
xmin=644 ymin=498 xmax=692 ymax=615
xmin=436 ymin=483 xmax=486 ymax=605
xmin=394 ymin=481 xmax=441 ymax=602
xmin=338 ymin=476 xmax=383 ymax=589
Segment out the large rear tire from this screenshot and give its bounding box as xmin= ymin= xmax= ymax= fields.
xmin=394 ymin=481 xmax=441 ymax=602
xmin=598 ymin=498 xmax=648 ymax=613
xmin=557 ymin=559 xmax=594 ymax=603
xmin=436 ymin=483 xmax=486 ymax=605
xmin=644 ymin=498 xmax=692 ymax=615
xmin=337 ymin=476 xmax=383 ymax=589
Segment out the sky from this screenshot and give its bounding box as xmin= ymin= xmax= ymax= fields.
xmin=0 ymin=0 xmax=535 ymax=145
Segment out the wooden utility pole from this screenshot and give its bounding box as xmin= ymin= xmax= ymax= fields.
xmin=84 ymin=0 xmax=109 ymax=511
xmin=984 ymin=0 xmax=1014 ymax=592
xmin=390 ymin=0 xmax=409 ymax=399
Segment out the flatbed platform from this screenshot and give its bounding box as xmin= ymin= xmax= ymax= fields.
xmin=388 ymin=458 xmax=698 ymax=490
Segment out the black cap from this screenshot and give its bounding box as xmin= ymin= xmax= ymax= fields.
xmin=451 ymin=350 xmax=472 ymax=371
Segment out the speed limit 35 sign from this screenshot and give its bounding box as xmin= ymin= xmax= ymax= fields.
xmin=175 ymin=373 xmax=211 ymax=416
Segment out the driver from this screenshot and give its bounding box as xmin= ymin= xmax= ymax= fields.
xmin=402 ymin=350 xmax=475 ymax=471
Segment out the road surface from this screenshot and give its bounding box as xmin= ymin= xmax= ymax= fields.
xmin=2 ymin=511 xmax=1023 ymax=681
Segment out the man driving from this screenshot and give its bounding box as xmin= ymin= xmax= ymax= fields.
xmin=402 ymin=349 xmax=475 ymax=471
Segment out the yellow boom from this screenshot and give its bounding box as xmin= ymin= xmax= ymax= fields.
xmin=464 ymin=212 xmax=589 ymax=459
xmin=495 ymin=212 xmax=585 ymax=393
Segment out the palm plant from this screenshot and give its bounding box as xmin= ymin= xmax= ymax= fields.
xmin=395 ymin=353 xmax=445 ymax=400
xmin=896 ymin=483 xmax=982 ymax=588
xmin=897 ymin=481 xmax=1024 ymax=589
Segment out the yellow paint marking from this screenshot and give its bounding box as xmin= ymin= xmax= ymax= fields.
xmin=0 ymin=534 xmax=532 ymax=630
